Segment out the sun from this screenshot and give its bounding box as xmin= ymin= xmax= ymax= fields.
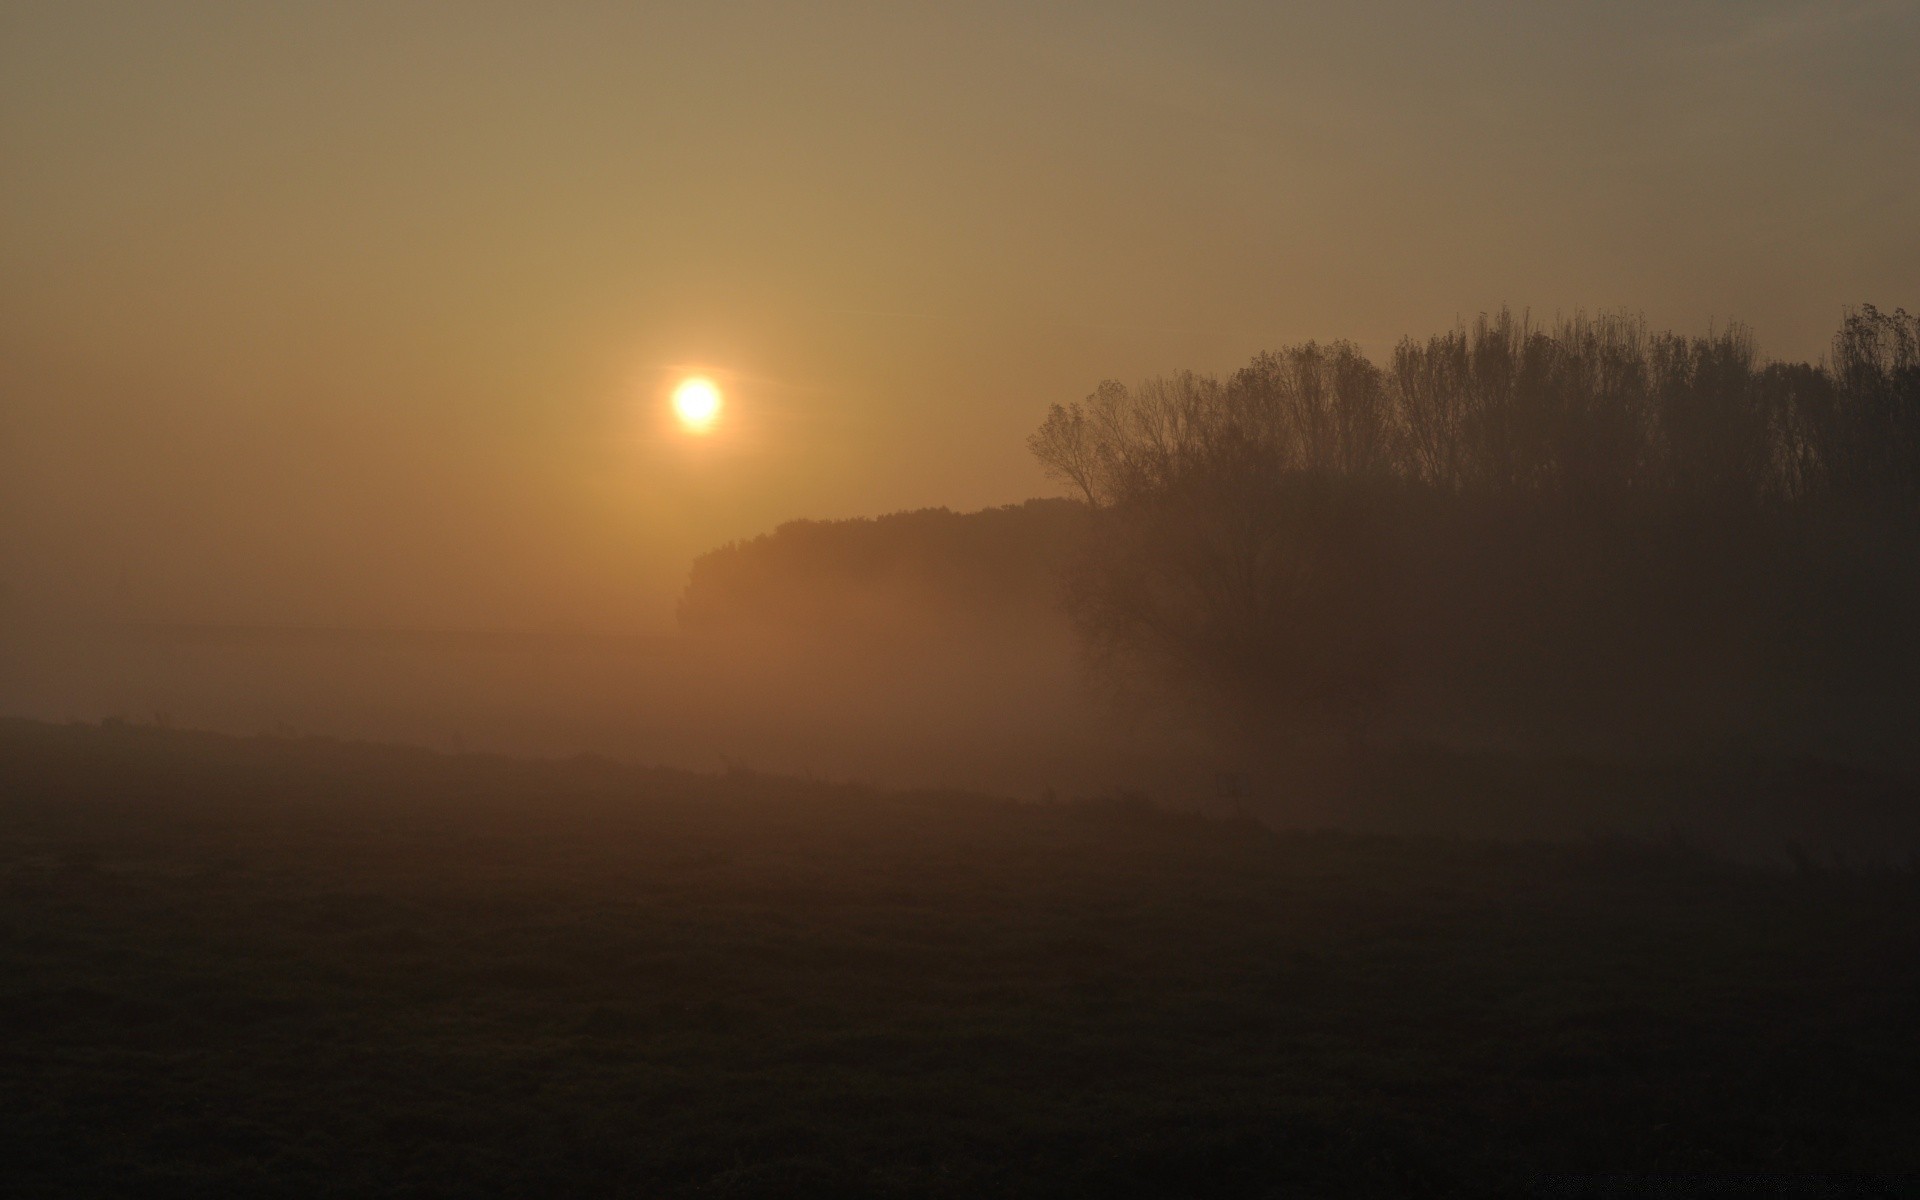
xmin=671 ymin=376 xmax=723 ymax=433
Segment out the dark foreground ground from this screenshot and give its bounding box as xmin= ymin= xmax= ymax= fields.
xmin=5 ymin=718 xmax=1920 ymax=1198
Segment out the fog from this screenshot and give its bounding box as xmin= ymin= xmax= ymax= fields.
xmin=2 ymin=2 xmax=1918 ymax=847
xmin=0 ymin=616 xmax=1106 ymax=794
xmin=6 ymin=2 xmax=1918 ymax=636
xmin=1 ymin=496 xmax=1178 ymax=807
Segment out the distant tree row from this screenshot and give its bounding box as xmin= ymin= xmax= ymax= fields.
xmin=1033 ymin=306 xmax=1920 ymax=510
xmin=1029 ymin=306 xmax=1920 ymax=758
xmin=676 ymin=500 xmax=1088 ymax=640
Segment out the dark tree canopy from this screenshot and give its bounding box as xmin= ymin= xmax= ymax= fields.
xmin=677 ymin=500 xmax=1089 ymax=641
xmin=1031 ymin=307 xmax=1920 ymax=747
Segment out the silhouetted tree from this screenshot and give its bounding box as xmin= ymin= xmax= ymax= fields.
xmin=1031 ymin=345 xmax=1400 ymax=733
xmin=1826 ymin=304 xmax=1920 ymax=501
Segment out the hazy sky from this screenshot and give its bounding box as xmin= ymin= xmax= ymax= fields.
xmin=4 ymin=1 xmax=1915 ymax=630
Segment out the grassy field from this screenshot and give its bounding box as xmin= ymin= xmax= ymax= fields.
xmin=5 ymin=717 xmax=1919 ymax=1197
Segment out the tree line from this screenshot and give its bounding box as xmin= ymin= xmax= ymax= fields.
xmin=1029 ymin=306 xmax=1920 ymax=758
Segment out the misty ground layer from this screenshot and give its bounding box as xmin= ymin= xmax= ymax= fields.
xmin=5 ymin=721 xmax=1919 ymax=1198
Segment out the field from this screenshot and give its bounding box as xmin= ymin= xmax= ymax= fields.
xmin=5 ymin=717 xmax=1920 ymax=1197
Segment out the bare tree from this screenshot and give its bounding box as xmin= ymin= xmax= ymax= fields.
xmin=1031 ymin=349 xmax=1400 ymax=734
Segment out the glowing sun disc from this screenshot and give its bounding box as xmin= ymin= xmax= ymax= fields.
xmin=672 ymin=377 xmax=723 ymax=432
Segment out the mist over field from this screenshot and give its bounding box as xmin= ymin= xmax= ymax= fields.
xmin=0 ymin=503 xmax=1101 ymax=792
xmin=10 ymin=307 xmax=1920 ymax=865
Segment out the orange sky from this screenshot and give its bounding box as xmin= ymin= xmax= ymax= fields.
xmin=4 ymin=2 xmax=1916 ymax=631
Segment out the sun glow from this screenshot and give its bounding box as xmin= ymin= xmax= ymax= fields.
xmin=672 ymin=377 xmax=723 ymax=433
